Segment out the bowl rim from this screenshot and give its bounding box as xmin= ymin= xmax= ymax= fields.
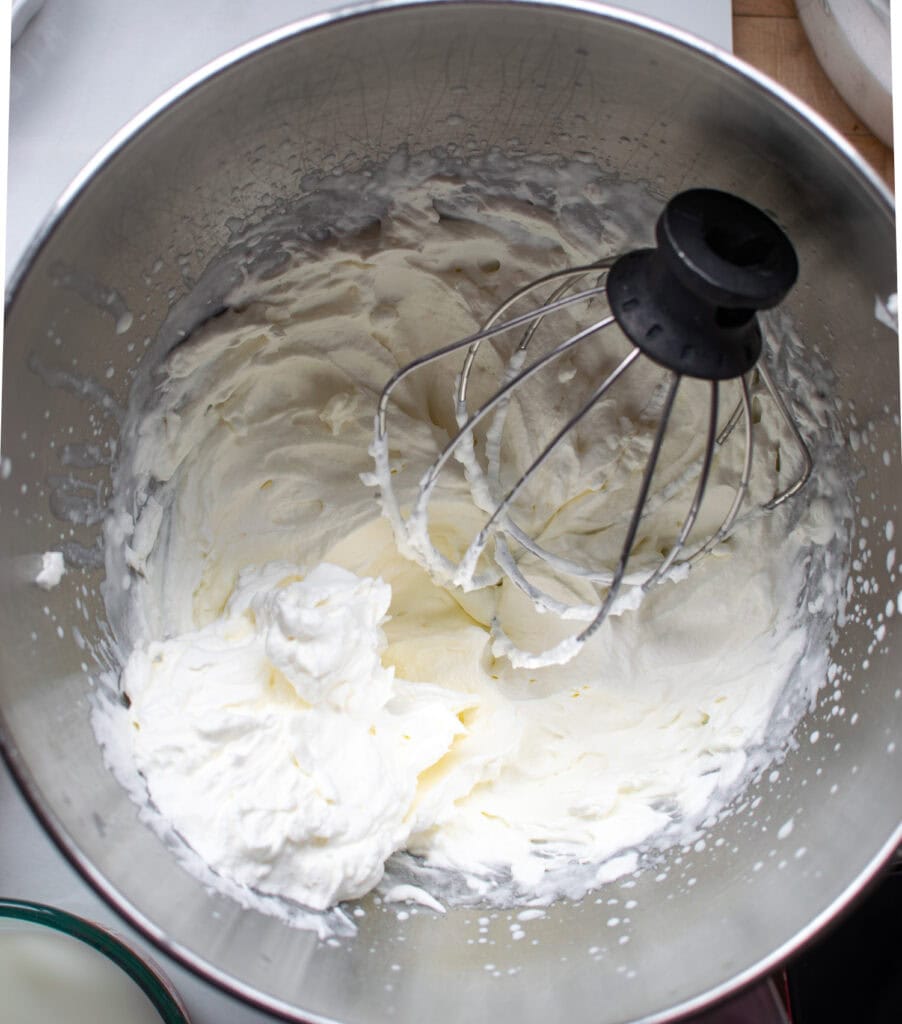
xmin=4 ymin=0 xmax=894 ymax=305
xmin=1 ymin=2 xmax=898 ymax=1023
xmin=0 ymin=897 xmax=191 ymax=1024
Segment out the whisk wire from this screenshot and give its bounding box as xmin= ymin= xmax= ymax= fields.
xmin=708 ymin=360 xmax=812 ymax=510
xmin=456 ymin=261 xmax=613 ymax=407
xmin=376 ymin=285 xmax=608 ymax=439
xmin=374 ymin=298 xmax=616 ymax=589
xmin=577 ymin=373 xmax=682 ymax=640
xmin=644 ymin=379 xmax=721 ymax=588
xmin=489 ymin=371 xmax=684 ymax=665
xmin=456 ymin=347 xmax=642 ymax=587
xmin=688 ymin=374 xmax=756 ymax=563
xmin=471 ymin=268 xmax=610 ymax=491
xmin=758 ymin=360 xmax=813 ymax=509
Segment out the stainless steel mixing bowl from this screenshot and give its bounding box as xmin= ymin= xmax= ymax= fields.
xmin=2 ymin=2 xmax=899 ymax=1022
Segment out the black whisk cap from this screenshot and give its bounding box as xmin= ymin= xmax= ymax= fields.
xmin=607 ymin=189 xmax=799 ymax=381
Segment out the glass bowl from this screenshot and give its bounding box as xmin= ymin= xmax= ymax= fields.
xmin=0 ymin=899 xmax=190 ymax=1023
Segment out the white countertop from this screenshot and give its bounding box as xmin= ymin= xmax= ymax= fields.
xmin=3 ymin=2 xmax=733 ymax=1021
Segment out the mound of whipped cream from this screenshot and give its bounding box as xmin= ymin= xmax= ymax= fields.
xmin=101 ymin=156 xmax=850 ymax=920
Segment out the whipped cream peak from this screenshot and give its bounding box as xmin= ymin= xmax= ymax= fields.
xmin=122 ymin=560 xmax=467 ymax=911
xmin=249 ymin=562 xmax=394 ymax=711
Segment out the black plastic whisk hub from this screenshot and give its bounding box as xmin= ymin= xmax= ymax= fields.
xmin=606 ymin=189 xmax=799 ymax=381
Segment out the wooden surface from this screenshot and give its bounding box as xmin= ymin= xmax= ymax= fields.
xmin=733 ymin=0 xmax=894 ymax=191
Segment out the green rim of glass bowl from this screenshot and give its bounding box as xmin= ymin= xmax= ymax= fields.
xmin=0 ymin=898 xmax=191 ymax=1023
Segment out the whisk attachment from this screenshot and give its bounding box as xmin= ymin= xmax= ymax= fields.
xmin=371 ymin=189 xmax=811 ymax=667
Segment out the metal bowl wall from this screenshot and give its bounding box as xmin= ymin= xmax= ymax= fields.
xmin=1 ymin=3 xmax=898 ymax=1022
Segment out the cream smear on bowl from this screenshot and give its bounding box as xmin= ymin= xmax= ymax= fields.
xmin=95 ymin=153 xmax=852 ymax=933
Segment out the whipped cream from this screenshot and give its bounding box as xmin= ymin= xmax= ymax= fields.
xmin=124 ymin=561 xmax=467 ymax=909
xmin=99 ymin=155 xmax=850 ymax=924
xmin=36 ymin=550 xmax=65 ymax=589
